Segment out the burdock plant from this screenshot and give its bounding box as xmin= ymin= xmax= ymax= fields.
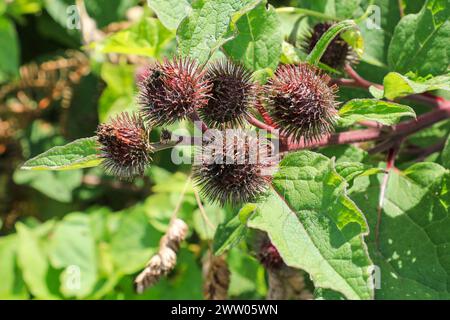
xmin=138 ymin=57 xmax=211 ymax=126
xmin=96 ymin=112 xmax=153 ymax=179
xmin=199 ymin=59 xmax=256 ymax=128
xmin=264 ymin=63 xmax=338 ymax=143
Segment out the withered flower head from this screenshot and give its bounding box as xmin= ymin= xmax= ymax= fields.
xmin=96 ymin=112 xmax=152 ymax=179
xmin=258 ymin=239 xmax=284 ymax=270
xmin=138 ymin=57 xmax=211 ymax=126
xmin=199 ymin=59 xmax=256 ymax=128
xmin=303 ymin=22 xmax=357 ymax=69
xmin=264 ymin=63 xmax=338 ymax=142
xmin=193 ymin=130 xmax=274 ymax=205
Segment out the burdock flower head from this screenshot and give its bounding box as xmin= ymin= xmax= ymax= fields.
xmin=193 ymin=130 xmax=274 ymax=205
xmin=258 ymin=239 xmax=284 ymax=270
xmin=264 ymin=63 xmax=338 ymax=142
xmin=96 ymin=112 xmax=153 ymax=179
xmin=138 ymin=57 xmax=211 ymax=126
xmin=199 ymin=59 xmax=256 ymax=128
xmin=303 ymin=22 xmax=357 ymax=69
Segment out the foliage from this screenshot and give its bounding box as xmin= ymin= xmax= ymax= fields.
xmin=1 ymin=0 xmax=450 ymax=301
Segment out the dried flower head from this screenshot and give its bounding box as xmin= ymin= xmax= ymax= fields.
xmin=134 ymin=218 xmax=188 ymax=294
xmin=303 ymin=22 xmax=357 ymax=69
xmin=203 ymin=252 xmax=230 ymax=300
xmin=96 ymin=112 xmax=152 ymax=179
xmin=258 ymin=239 xmax=284 ymax=270
xmin=264 ymin=63 xmax=338 ymax=142
xmin=193 ymin=130 xmax=273 ymax=205
xmin=138 ymin=57 xmax=210 ymax=126
xmin=199 ymin=59 xmax=256 ymax=128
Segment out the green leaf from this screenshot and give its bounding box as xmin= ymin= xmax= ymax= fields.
xmin=339 ymin=99 xmax=416 ymax=126
xmin=177 ymin=0 xmax=262 ymax=64
xmin=213 ymin=214 xmax=247 ymax=255
xmin=357 ymin=0 xmax=401 ymax=68
xmin=99 ymin=17 xmax=175 ymax=58
xmin=0 ymin=235 xmax=28 ymax=299
xmin=98 ymin=63 xmax=136 ymax=122
xmin=0 ymin=17 xmax=19 ymax=83
xmin=47 ymin=214 xmax=98 ymax=298
xmin=110 ymin=205 xmax=162 ymax=274
xmin=306 ymin=19 xmax=361 ymax=66
xmin=16 ymin=223 xmax=60 ymax=299
xmin=335 ymin=162 xmax=384 ymax=182
xmin=228 ymin=247 xmax=266 ymax=298
xmin=379 ymin=72 xmax=450 ymax=100
xmin=147 ymin=0 xmax=192 ymax=30
xmin=248 ymin=151 xmax=373 ymax=300
xmin=223 ymin=2 xmax=283 ymax=71
xmin=84 ymin=0 xmax=140 ymax=28
xmin=21 ymin=137 xmax=101 ymax=171
xmin=350 ymin=163 xmax=450 ymax=299
xmin=388 ymin=0 xmax=450 ymax=76
xmin=13 ymin=170 xmax=82 ymax=203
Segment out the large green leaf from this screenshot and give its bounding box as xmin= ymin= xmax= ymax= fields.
xmin=338 ymin=99 xmax=416 ymax=126
xmin=147 ymin=0 xmax=192 ymax=30
xmin=47 ymin=214 xmax=98 ymax=298
xmin=375 ymin=72 xmax=450 ymax=100
xmin=177 ymin=0 xmax=262 ymax=64
xmin=21 ymin=137 xmax=101 ymax=171
xmin=248 ymin=151 xmax=374 ymax=300
xmin=350 ymin=163 xmax=450 ymax=299
xmin=388 ymin=0 xmax=450 ymax=76
xmin=223 ymin=2 xmax=283 ymax=71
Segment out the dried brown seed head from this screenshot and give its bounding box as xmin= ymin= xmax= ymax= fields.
xmin=200 ymin=59 xmax=256 ymax=128
xmin=138 ymin=57 xmax=211 ymax=126
xmin=193 ymin=130 xmax=273 ymax=205
xmin=264 ymin=63 xmax=338 ymax=143
xmin=96 ymin=112 xmax=152 ymax=179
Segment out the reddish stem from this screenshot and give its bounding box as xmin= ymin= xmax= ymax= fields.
xmin=340 ymin=65 xmax=445 ymax=108
xmin=247 ymin=116 xmax=279 ymax=135
xmin=255 ymin=99 xmax=276 ymax=126
xmin=285 ymin=105 xmax=450 ymax=152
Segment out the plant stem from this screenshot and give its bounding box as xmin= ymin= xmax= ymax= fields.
xmin=285 ymin=105 xmax=450 ymax=152
xmin=275 ymin=7 xmax=336 ymax=21
xmin=336 ymin=65 xmax=446 ymax=109
xmin=247 ymin=116 xmax=279 ymax=135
